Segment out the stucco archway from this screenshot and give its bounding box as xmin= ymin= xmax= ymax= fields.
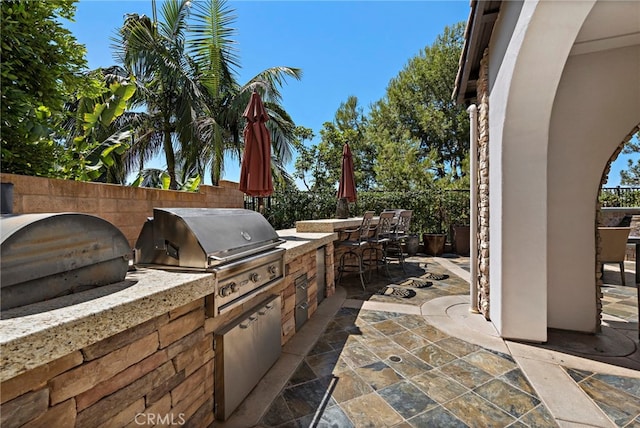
xmin=546 ymin=5 xmax=640 ymax=335
xmin=456 ymin=0 xmax=639 ymax=342
xmin=487 ymin=0 xmax=597 ymax=341
xmin=594 ymin=125 xmax=640 ymax=327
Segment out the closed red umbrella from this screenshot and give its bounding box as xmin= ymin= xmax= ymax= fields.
xmin=239 ymin=91 xmax=273 ymax=197
xmin=337 ymin=143 xmax=357 ymax=202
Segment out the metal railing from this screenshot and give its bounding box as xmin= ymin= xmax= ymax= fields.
xmin=243 ymin=195 xmax=273 ymax=211
xmin=600 ymin=187 xmax=640 ymax=207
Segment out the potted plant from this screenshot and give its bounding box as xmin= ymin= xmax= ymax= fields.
xmin=422 ymin=198 xmax=447 ymax=256
xmin=452 ymin=224 xmax=470 ymax=255
xmin=405 ymin=234 xmax=420 ymax=256
xmin=423 ymin=232 xmax=446 ymax=256
xmin=449 ymin=194 xmax=471 ymax=255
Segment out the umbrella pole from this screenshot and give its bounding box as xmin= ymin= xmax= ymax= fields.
xmin=336 ymin=197 xmax=350 ymax=219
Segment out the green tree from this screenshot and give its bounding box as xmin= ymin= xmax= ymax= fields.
xmin=1 ymin=0 xmax=93 ymax=176
xmin=113 ymin=0 xmax=301 ymax=189
xmin=291 ymin=126 xmax=315 ymax=190
xmin=372 ymin=129 xmax=435 ymax=190
xmin=294 ymin=96 xmax=375 ymax=193
xmin=58 ymin=68 xmax=137 ymax=182
xmin=620 ymin=132 xmax=640 ymax=186
xmin=369 ymin=22 xmax=469 ymax=182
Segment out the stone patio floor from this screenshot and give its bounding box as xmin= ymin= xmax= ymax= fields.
xmin=218 ymin=255 xmax=640 ymax=428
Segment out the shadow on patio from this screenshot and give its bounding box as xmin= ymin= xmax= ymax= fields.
xmin=220 ymin=255 xmax=640 ymax=428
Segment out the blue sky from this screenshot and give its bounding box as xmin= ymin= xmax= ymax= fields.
xmin=65 ymin=0 xmax=635 ymax=186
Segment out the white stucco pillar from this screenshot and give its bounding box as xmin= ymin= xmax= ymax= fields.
xmin=487 ymin=0 xmax=596 ymax=342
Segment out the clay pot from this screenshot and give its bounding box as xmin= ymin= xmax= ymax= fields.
xmin=422 ymin=233 xmax=446 ymax=256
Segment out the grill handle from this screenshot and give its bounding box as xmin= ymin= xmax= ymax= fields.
xmin=206 ymin=239 xmax=286 ymax=267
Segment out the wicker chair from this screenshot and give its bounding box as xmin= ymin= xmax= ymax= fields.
xmin=598 ymin=227 xmax=631 ymax=286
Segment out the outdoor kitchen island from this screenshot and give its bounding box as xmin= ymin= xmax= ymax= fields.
xmin=296 ymin=216 xmax=386 ymax=281
xmin=0 ymin=229 xmax=335 ymax=428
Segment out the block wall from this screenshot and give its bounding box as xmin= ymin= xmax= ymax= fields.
xmin=0 ymin=299 xmax=215 ymax=428
xmin=0 ymin=173 xmax=244 ymax=247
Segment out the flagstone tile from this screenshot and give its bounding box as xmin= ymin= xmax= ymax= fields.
xmin=297 ymin=405 xmax=354 ymax=428
xmin=358 ymin=310 xmax=397 ymax=324
xmin=354 ymin=361 xmax=404 ymax=391
xmin=412 ymin=324 xmax=450 ymax=342
xmin=282 ymin=377 xmax=336 ymax=420
xmin=443 ymin=391 xmax=516 ymax=427
xmin=519 ymin=404 xmax=559 ymax=428
xmin=261 ymin=395 xmax=295 ymax=427
xmin=371 ymin=318 xmax=409 ymax=336
xmin=394 ymin=314 xmax=429 ymax=329
xmin=331 ymin=369 xmax=374 ymax=403
xmin=378 ymin=380 xmax=438 ymax=419
xmin=435 ymin=336 xmax=482 ymax=357
xmin=578 ymin=376 xmax=640 ymax=426
xmin=308 ymin=337 xmax=334 ymax=356
xmin=499 ymin=368 xmax=537 ymax=396
xmin=333 ymin=356 xmax=352 ymax=374
xmin=391 ymin=331 xmax=432 ymax=351
xmin=350 ymin=324 xmax=388 ymax=343
xmin=385 ymin=352 xmax=433 ymax=378
xmin=463 ymin=349 xmax=517 ymax=376
xmin=322 ymin=329 xmax=352 ymax=351
xmin=366 ymin=336 xmax=414 ymax=360
xmin=341 ymin=392 xmax=404 ymax=427
xmin=592 ymin=373 xmax=640 ymax=398
xmin=306 ymin=350 xmax=340 ymax=378
xmin=410 ymin=370 xmax=469 ymax=403
xmin=474 ymin=378 xmax=540 ymax=418
xmin=407 ymin=406 xmax=469 ymax=428
xmin=287 ymin=361 xmax=317 ymax=387
xmin=339 ymin=342 xmax=380 ymax=369
xmin=439 ymin=359 xmax=493 ymax=389
xmin=413 ymin=343 xmax=458 ymax=367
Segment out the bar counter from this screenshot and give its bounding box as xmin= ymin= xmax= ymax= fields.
xmin=296 ymin=217 xmax=370 ymax=233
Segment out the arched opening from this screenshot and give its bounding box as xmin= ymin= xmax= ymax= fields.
xmin=595 ymin=126 xmax=640 ymax=332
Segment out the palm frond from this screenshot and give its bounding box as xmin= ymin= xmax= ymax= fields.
xmin=188 ymin=0 xmax=240 ymax=94
xmin=245 ymin=66 xmax=303 ymax=103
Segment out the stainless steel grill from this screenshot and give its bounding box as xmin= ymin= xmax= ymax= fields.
xmin=0 ymin=213 xmax=131 ymax=310
xmin=134 ymin=208 xmax=285 ymax=316
xmin=134 ymin=208 xmax=286 ymax=420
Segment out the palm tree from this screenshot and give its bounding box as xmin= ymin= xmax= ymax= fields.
xmin=112 ymin=0 xmax=301 ymax=189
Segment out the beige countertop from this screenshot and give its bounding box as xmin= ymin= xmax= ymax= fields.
xmin=277 ymin=229 xmax=337 ymax=262
xmin=0 ymin=231 xmax=335 ymax=383
xmin=0 ymin=269 xmax=214 ymax=383
xmin=295 ymin=217 xmax=370 ymax=233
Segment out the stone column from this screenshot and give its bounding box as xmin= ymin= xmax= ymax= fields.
xmin=477 ymin=49 xmax=491 ymax=319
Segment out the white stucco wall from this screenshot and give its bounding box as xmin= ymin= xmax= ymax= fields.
xmin=547 ymin=44 xmax=640 ymax=332
xmin=487 ymin=0 xmax=596 ymax=341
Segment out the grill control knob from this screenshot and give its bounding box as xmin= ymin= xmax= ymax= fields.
xmin=268 ymin=265 xmax=278 ymax=275
xmin=218 ymin=284 xmax=236 ymax=297
xmin=250 ymin=273 xmax=261 ymax=283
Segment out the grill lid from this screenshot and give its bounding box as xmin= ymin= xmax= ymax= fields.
xmin=134 ymin=208 xmax=284 ymax=269
xmin=0 ymin=213 xmax=131 ymax=310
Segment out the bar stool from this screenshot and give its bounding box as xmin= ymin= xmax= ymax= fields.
xmin=363 ymin=211 xmax=396 ymax=280
xmin=336 ymin=211 xmax=375 ymax=290
xmin=386 ymin=210 xmax=413 ymax=274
